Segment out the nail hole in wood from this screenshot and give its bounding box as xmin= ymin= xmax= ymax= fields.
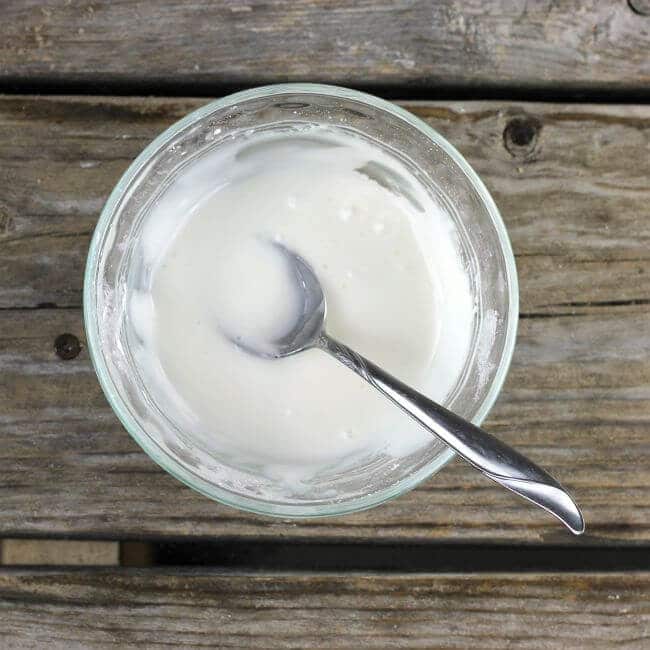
xmin=55 ymin=333 xmax=81 ymax=360
xmin=503 ymin=116 xmax=541 ymax=158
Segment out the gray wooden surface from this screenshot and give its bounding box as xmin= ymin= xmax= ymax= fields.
xmin=1 ymin=1 xmax=649 ymax=93
xmin=1 ymin=96 xmax=648 ymax=542
xmin=1 ymin=539 xmax=118 ymax=566
xmin=1 ymin=569 xmax=649 ymax=648
xmin=2 ymin=2 xmax=649 ymax=646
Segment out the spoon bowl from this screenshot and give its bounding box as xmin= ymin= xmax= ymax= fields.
xmin=267 ymin=242 xmax=328 ymax=358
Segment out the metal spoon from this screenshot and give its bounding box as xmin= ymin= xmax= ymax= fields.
xmin=233 ymin=242 xmax=585 ymax=535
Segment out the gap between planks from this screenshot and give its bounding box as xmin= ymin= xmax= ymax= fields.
xmin=2 ymin=79 xmax=650 ymax=104
xmin=2 ymin=538 xmax=650 ymax=572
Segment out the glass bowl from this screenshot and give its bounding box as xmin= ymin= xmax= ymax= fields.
xmin=84 ymin=84 xmax=518 ymax=517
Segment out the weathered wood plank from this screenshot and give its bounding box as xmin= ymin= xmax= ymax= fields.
xmin=1 ymin=570 xmax=649 ymax=648
xmin=1 ymin=539 xmax=118 ymax=566
xmin=1 ymin=97 xmax=648 ymax=310
xmin=2 ymin=305 xmax=648 ymax=541
xmin=0 ymin=96 xmax=649 ymax=542
xmin=1 ymin=1 xmax=649 ymax=94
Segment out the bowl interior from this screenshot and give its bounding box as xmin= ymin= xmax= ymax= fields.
xmin=84 ymin=85 xmax=518 ymax=517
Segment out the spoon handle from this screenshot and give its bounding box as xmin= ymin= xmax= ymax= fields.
xmin=319 ymin=334 xmax=585 ymax=535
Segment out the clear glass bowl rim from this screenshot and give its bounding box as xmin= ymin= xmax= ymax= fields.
xmin=83 ymin=83 xmax=519 ymax=518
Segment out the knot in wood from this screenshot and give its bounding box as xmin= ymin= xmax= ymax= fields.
xmin=55 ymin=333 xmax=81 ymax=360
xmin=503 ymin=116 xmax=541 ymax=159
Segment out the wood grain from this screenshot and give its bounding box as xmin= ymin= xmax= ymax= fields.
xmin=1 ymin=570 xmax=649 ymax=648
xmin=1 ymin=539 xmax=118 ymax=566
xmin=0 ymin=96 xmax=649 ymax=542
xmin=1 ymin=1 xmax=649 ymax=95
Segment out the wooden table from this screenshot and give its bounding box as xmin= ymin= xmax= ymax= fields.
xmin=1 ymin=1 xmax=649 ymax=647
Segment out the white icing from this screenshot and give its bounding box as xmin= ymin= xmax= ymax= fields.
xmin=127 ymin=127 xmax=474 ymax=479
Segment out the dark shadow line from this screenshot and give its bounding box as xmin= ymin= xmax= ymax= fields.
xmin=2 ymin=77 xmax=650 ymax=104
xmin=550 ymin=299 xmax=650 ymax=308
xmin=0 ymin=304 xmax=81 ymax=311
xmin=519 ymin=312 xmax=586 ymax=319
xmin=118 ymin=540 xmax=650 ymax=572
